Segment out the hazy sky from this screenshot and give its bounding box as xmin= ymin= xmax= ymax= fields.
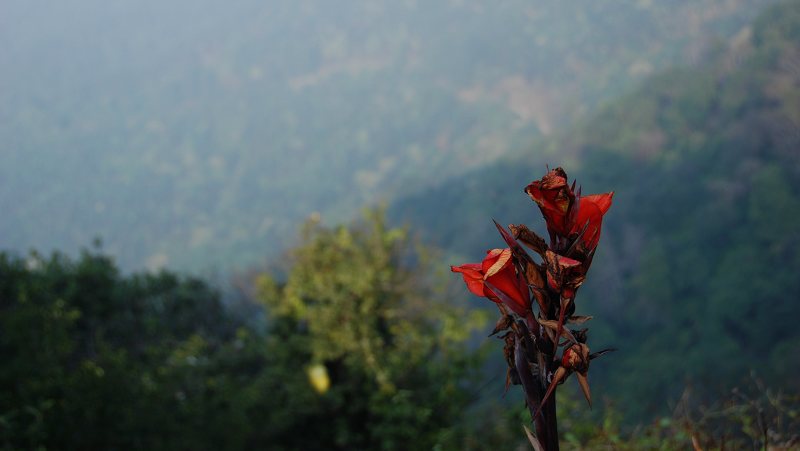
xmin=0 ymin=0 xmax=775 ymax=270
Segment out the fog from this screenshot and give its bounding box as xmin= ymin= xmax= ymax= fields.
xmin=0 ymin=0 xmax=774 ymax=270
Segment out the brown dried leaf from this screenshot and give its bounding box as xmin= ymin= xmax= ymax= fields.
xmin=531 ymin=287 xmax=550 ymax=317
xmin=523 ymin=425 xmax=545 ymax=451
xmin=576 ymin=372 xmax=592 ymax=408
xmin=589 ymin=348 xmax=616 ymax=360
xmin=534 ymin=366 xmax=569 ymax=420
xmin=493 ymin=219 xmax=533 ymax=265
xmin=551 ymin=296 xmax=574 ymax=360
xmin=489 ymin=314 xmax=514 ymax=337
xmin=564 ymin=274 xmax=586 ymax=290
xmin=509 ymin=223 xmax=548 ymax=256
xmin=544 ymin=250 xmax=580 ymax=292
xmin=525 ymin=261 xmax=546 ymax=289
xmin=502 ymin=332 xmax=516 ymax=368
xmin=538 ymin=319 xmax=578 ymax=346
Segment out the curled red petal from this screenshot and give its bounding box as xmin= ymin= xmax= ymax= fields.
xmin=452 ymin=249 xmax=531 ymax=312
xmin=485 ymin=280 xmax=529 ymax=316
xmin=482 ymin=248 xmax=512 ymax=277
xmin=475 ymin=248 xmax=531 ymax=314
xmin=451 ymin=264 xmax=489 ymax=299
xmin=581 ymin=192 xmax=614 ymax=215
xmin=525 ymin=168 xmax=575 ymax=237
xmin=570 ymin=198 xmax=604 ymax=250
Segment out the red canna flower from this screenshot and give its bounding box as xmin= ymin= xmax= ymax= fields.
xmin=451 ymin=248 xmax=531 ymax=316
xmin=569 ymin=193 xmax=614 ymax=251
xmin=524 ymin=168 xmax=574 ymax=237
xmin=526 ymin=167 xmax=613 ymax=253
xmin=454 ymin=166 xmax=614 ymax=448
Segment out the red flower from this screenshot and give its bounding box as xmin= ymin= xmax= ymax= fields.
xmin=526 ymin=168 xmax=613 ymax=252
xmin=569 ymin=193 xmax=614 ymax=251
xmin=524 ymin=168 xmax=574 ymax=237
xmin=451 ymin=248 xmax=531 ymax=316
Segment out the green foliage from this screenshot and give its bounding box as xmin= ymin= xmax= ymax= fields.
xmin=554 ymin=379 xmax=800 ymax=450
xmin=0 ymin=210 xmax=485 ymax=450
xmin=0 ymin=249 xmax=237 ymax=449
xmin=256 ymin=209 xmax=487 ymax=449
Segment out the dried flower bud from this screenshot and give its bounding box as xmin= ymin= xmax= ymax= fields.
xmin=510 ymin=223 xmax=548 ymax=256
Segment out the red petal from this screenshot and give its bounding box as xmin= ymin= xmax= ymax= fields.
xmin=525 ymin=169 xmax=575 ymax=237
xmin=451 ymin=263 xmax=481 ymax=273
xmin=484 ymin=279 xmax=529 ymax=316
xmin=487 ymin=273 xmax=530 ymax=313
xmin=482 ymin=248 xmax=512 ymax=278
xmin=582 ymin=192 xmax=614 ymax=215
xmin=476 ymin=248 xmax=531 ymax=314
xmin=451 ymin=264 xmax=487 ymax=298
xmin=570 ymin=198 xmax=604 ymax=249
xmin=555 ymin=254 xmax=581 ymax=268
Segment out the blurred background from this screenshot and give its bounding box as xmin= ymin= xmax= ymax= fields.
xmin=2 ymin=0 xmax=799 ymax=449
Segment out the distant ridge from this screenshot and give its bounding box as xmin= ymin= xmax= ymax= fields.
xmin=390 ymin=0 xmax=800 ymax=421
xmin=0 ymin=0 xmax=776 ymax=270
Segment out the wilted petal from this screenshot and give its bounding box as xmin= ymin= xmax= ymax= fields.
xmin=525 ymin=168 xmax=575 ymax=237
xmin=509 ymin=223 xmax=548 ymax=256
xmin=561 ymin=343 xmax=590 ymax=374
xmin=545 ymin=250 xmax=581 ymax=291
xmin=525 ymin=262 xmax=546 ymax=289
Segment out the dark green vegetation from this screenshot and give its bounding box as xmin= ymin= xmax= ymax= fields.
xmin=1 ymin=212 xmax=487 ymax=450
xmin=0 ymin=0 xmax=775 ymax=270
xmin=4 ymin=214 xmax=797 ymax=450
xmin=392 ymin=0 xmax=800 ymax=424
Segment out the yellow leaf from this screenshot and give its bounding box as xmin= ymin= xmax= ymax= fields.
xmin=307 ymin=364 xmax=330 ymax=394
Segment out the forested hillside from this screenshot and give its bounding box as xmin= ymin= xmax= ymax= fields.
xmin=6 ymin=211 xmax=794 ymax=449
xmin=0 ymin=0 xmax=775 ymax=270
xmin=0 ymin=213 xmax=488 ymax=450
xmin=391 ymin=0 xmax=800 ymax=421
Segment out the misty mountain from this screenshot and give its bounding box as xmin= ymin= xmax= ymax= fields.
xmin=0 ymin=0 xmax=776 ymax=271
xmin=391 ymin=0 xmax=800 ymax=419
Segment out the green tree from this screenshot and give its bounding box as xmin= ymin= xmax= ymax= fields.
xmin=0 ymin=249 xmax=236 ymax=450
xmin=255 ymin=209 xmax=486 ymax=450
